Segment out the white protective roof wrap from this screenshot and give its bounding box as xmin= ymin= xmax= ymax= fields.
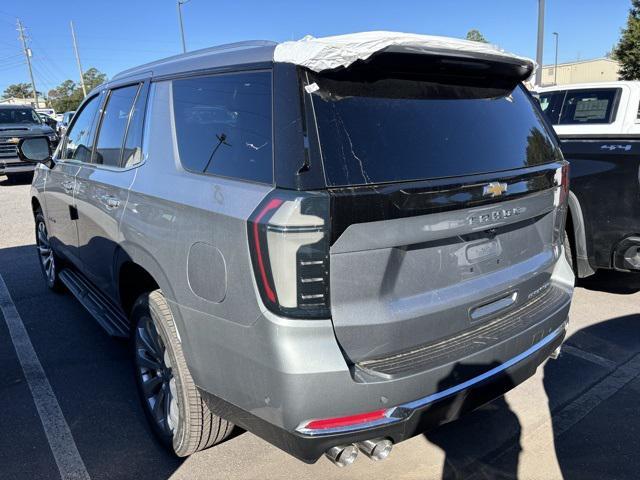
xmin=273 ymin=31 xmax=535 ymax=74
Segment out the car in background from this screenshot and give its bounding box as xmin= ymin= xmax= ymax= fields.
xmin=0 ymin=105 xmax=57 ymax=183
xmin=35 ymin=107 xmax=56 ymax=118
xmin=56 ymin=110 xmax=75 ymax=137
xmin=536 ymin=81 xmax=640 ymax=276
xmin=37 ymin=112 xmax=58 ymax=131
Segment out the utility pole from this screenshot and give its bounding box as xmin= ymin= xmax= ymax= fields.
xmin=553 ymin=32 xmax=559 ymax=85
xmin=70 ymin=21 xmax=87 ymax=97
xmin=177 ymin=0 xmax=191 ymax=53
xmin=16 ymin=19 xmax=39 ymax=107
xmin=534 ymin=0 xmax=545 ymax=87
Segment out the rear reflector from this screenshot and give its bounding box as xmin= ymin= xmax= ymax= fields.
xmin=296 ymin=408 xmax=400 ymax=435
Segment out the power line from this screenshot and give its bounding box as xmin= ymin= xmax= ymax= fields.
xmin=31 ymin=64 xmax=56 ymax=92
xmin=0 ymin=62 xmax=25 ymax=73
xmin=0 ymin=52 xmax=23 ymax=62
xmin=30 ymin=38 xmax=72 ymax=83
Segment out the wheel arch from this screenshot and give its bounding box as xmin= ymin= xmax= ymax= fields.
xmin=115 ymin=244 xmax=176 ymax=318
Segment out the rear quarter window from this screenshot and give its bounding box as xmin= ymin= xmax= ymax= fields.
xmin=171 ymin=71 xmax=273 ymax=184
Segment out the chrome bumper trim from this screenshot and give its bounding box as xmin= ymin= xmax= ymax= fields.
xmin=295 ymin=325 xmax=565 ymax=436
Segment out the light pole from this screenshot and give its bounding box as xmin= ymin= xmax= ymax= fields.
xmin=535 ymin=0 xmax=545 ymax=86
xmin=177 ymin=0 xmax=191 ymax=53
xmin=553 ymin=32 xmax=559 ymax=85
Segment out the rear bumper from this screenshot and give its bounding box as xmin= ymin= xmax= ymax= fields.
xmin=201 ymin=324 xmax=565 ymax=463
xmin=187 ymin=254 xmax=572 ymax=463
xmin=0 ymin=157 xmax=34 ymax=174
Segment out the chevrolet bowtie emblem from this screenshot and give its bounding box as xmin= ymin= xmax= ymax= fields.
xmin=483 ymin=182 xmax=508 ymax=198
xmin=7 ymin=137 xmax=20 ymax=144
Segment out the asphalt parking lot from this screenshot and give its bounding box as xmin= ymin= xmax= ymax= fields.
xmin=1 ymin=175 xmax=639 ymax=480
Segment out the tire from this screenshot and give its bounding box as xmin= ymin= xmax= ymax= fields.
xmin=131 ymin=290 xmax=233 ymax=457
xmin=34 ymin=210 xmax=64 ymax=292
xmin=564 ymin=230 xmax=575 ymax=274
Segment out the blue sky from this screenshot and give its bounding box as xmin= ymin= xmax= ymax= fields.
xmin=0 ymin=0 xmax=631 ymax=96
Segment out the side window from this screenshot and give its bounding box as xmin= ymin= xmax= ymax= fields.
xmin=558 ymin=88 xmax=620 ymax=125
xmin=172 ymin=71 xmax=272 ymax=184
xmin=538 ymin=91 xmax=565 ymax=125
xmin=122 ymin=84 xmax=147 ymax=167
xmin=64 ymin=95 xmax=101 ymax=162
xmin=93 ymin=84 xmax=140 ymax=167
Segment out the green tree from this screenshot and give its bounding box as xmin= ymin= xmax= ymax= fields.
xmin=613 ymin=0 xmax=640 ymax=80
xmin=82 ymin=67 xmax=107 ymax=91
xmin=2 ymin=83 xmax=33 ymax=99
xmin=47 ymin=79 xmax=80 ymax=113
xmin=47 ymin=68 xmax=108 ymax=112
xmin=465 ymin=29 xmax=488 ymax=43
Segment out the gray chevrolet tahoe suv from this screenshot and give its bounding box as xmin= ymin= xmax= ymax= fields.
xmin=18 ymin=34 xmax=573 ymax=467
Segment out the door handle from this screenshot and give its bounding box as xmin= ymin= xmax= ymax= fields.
xmin=100 ymin=195 xmax=121 ymax=209
xmin=62 ymin=180 xmax=74 ymax=194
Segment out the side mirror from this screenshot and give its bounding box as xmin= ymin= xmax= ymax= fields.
xmin=17 ymin=136 xmax=53 ymax=167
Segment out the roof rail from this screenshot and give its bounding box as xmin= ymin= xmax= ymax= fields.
xmin=113 ymin=40 xmax=278 ymax=79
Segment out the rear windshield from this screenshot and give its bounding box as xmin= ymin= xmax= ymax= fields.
xmin=538 ymin=88 xmax=620 ymax=125
xmin=308 ymin=74 xmax=559 ymax=187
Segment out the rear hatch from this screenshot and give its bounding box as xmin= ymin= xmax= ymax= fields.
xmin=304 ymin=53 xmax=568 ymax=364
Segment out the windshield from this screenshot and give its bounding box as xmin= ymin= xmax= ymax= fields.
xmin=308 ymin=74 xmax=561 ymax=187
xmin=0 ymin=108 xmax=41 ymax=125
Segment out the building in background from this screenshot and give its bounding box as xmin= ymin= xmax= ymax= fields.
xmin=541 ymin=58 xmax=620 ymax=86
xmin=0 ymin=97 xmax=47 ymax=109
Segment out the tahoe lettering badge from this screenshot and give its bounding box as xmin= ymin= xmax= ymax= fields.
xmin=469 ymin=206 xmax=525 ymax=225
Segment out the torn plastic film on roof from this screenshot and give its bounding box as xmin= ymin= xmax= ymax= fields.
xmin=273 ymin=31 xmax=536 ymax=75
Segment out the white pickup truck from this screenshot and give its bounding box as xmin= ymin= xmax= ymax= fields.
xmin=536 ymin=81 xmax=640 ymax=136
xmin=535 ymin=81 xmax=640 ymax=278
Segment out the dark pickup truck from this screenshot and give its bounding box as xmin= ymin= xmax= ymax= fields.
xmin=0 ymin=105 xmax=58 ymax=183
xmin=536 ymin=83 xmax=640 ymax=276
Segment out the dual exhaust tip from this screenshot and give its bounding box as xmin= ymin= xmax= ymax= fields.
xmin=325 ymin=438 xmax=393 ymax=467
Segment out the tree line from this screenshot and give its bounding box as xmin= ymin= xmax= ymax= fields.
xmin=1 ymin=67 xmax=106 ymax=113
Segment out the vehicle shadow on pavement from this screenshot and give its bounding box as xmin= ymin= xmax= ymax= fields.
xmin=0 ymin=244 xmax=186 ymax=480
xmin=423 ymin=370 xmax=521 ymax=480
xmin=421 ymin=313 xmax=640 ymax=480
xmin=0 ymin=174 xmax=33 ymax=186
xmin=544 ymin=313 xmax=640 ymax=480
xmin=577 ymin=270 xmax=640 ymax=294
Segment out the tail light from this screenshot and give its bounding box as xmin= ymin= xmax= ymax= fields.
xmin=248 ymin=191 xmax=330 ymax=319
xmin=552 ymin=163 xmax=570 ymax=250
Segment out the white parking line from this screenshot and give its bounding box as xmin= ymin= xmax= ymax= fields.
xmin=0 ymin=273 xmax=91 ymax=480
xmin=562 ymin=344 xmax=618 ymax=370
